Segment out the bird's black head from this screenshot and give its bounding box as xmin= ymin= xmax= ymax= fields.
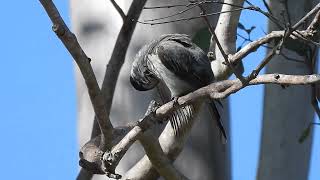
xmin=130 ymin=44 xmax=160 ymax=91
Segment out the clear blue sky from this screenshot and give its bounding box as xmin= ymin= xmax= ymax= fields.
xmin=0 ymin=1 xmax=318 ymax=180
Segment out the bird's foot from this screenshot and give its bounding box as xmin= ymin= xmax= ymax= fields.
xmin=171 ymin=96 xmax=179 ymax=107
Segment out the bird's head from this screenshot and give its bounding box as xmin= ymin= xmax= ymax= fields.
xmin=130 ymin=44 xmax=160 ymax=91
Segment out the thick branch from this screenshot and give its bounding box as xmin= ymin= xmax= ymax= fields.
xmin=39 ymin=0 xmax=113 ymax=151
xmin=138 ymin=133 xmax=190 ymax=180
xmin=212 ymin=0 xmax=245 ymax=80
xmin=105 ymin=101 xmax=188 ymax=180
xmin=198 ymin=0 xmax=244 ymax=81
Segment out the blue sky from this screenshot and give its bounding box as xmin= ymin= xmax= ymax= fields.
xmin=0 ymin=1 xmax=318 ymax=180
xmin=0 ymin=1 xmax=77 ymax=179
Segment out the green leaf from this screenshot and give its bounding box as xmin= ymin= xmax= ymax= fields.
xmin=298 ymin=125 xmax=311 ymax=144
xmin=237 ymin=22 xmax=246 ymax=31
xmin=246 ymin=26 xmax=256 ymax=34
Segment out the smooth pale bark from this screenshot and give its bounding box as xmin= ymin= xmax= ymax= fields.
xmin=70 ymin=0 xmax=230 ymax=179
xmin=257 ymin=0 xmax=317 ymax=179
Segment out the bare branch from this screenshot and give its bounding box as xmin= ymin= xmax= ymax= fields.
xmin=39 ymin=0 xmax=113 ymax=151
xmin=110 ymin=0 xmax=126 ymax=21
xmin=138 ymin=133 xmax=190 ymax=180
xmin=230 ymin=31 xmax=284 ymax=63
xmin=262 ymin=0 xmax=273 ymax=15
xmin=80 ymin=0 xmax=147 ymax=171
xmin=105 ymin=101 xmax=189 ymax=180
xmin=212 ymin=0 xmax=245 ymax=81
xmin=292 ymin=3 xmax=320 ymax=30
xmin=143 ymin=3 xmax=199 ymax=22
xmin=137 ymin=7 xmax=248 ymax=25
xmin=230 ymin=7 xmax=320 ymax=65
xmin=198 ymin=0 xmax=245 ymax=81
xmin=78 ymin=0 xmax=147 ymax=178
xmin=101 ymin=0 xmax=147 ymax=117
xmin=247 ymin=45 xmax=278 ymax=79
xmin=143 ymin=4 xmax=187 ymax=9
xmin=143 ymin=1 xmax=244 ymax=10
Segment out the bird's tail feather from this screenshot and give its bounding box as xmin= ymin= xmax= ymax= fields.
xmin=207 ymin=101 xmax=227 ymax=144
xmin=169 ymin=105 xmax=195 ymax=136
xmin=156 ymin=84 xmax=195 ymax=136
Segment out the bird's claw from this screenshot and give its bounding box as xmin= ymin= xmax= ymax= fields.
xmin=171 ymin=96 xmax=179 ymax=106
xmin=101 ymin=154 xmax=122 ymax=179
xmin=145 ymin=100 xmax=161 ymax=116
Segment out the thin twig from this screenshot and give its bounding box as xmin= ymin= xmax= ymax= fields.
xmin=110 ymin=0 xmax=126 ymax=21
xmin=262 ymin=0 xmax=273 ymax=15
xmin=197 ymin=1 xmax=245 ymax=81
xmin=292 ymin=3 xmax=320 ymax=30
xmin=247 ymin=45 xmax=277 ymax=80
xmin=143 ymin=0 xmax=244 ymax=10
xmin=143 ymin=3 xmax=199 ymax=22
xmin=137 ymin=7 xmax=248 ymax=25
xmin=230 ymin=27 xmax=320 ymax=65
xmin=144 ymin=4 xmax=187 ymax=9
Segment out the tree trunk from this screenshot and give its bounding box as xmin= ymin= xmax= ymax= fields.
xmin=70 ymin=0 xmax=230 ymax=179
xmin=257 ymin=0 xmax=317 ymax=179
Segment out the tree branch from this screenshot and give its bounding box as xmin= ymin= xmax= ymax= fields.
xmin=198 ymin=0 xmax=245 ymax=81
xmin=292 ymin=3 xmax=320 ymax=30
xmin=211 ymin=0 xmax=245 ymax=81
xmin=110 ymin=0 xmax=126 ymax=21
xmin=138 ymin=132 xmax=190 ymax=180
xmin=39 ymin=0 xmax=113 ymax=151
xmin=76 ymin=1 xmax=147 ymax=179
xmin=101 ymin=0 xmax=147 ymax=120
xmin=105 ymin=101 xmax=189 ymax=180
xmin=229 ymin=5 xmax=320 ymax=65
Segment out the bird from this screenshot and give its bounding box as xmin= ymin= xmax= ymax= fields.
xmin=130 ymin=34 xmax=227 ymax=143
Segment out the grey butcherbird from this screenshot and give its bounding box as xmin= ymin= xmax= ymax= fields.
xmin=130 ymin=34 xmax=227 ymax=143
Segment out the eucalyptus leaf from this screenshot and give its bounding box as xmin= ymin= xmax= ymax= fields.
xmin=298 ymin=125 xmax=311 ymax=143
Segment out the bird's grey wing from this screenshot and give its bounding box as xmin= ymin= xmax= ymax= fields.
xmin=207 ymin=101 xmax=227 ymax=144
xmin=156 ymin=36 xmax=214 ymax=88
